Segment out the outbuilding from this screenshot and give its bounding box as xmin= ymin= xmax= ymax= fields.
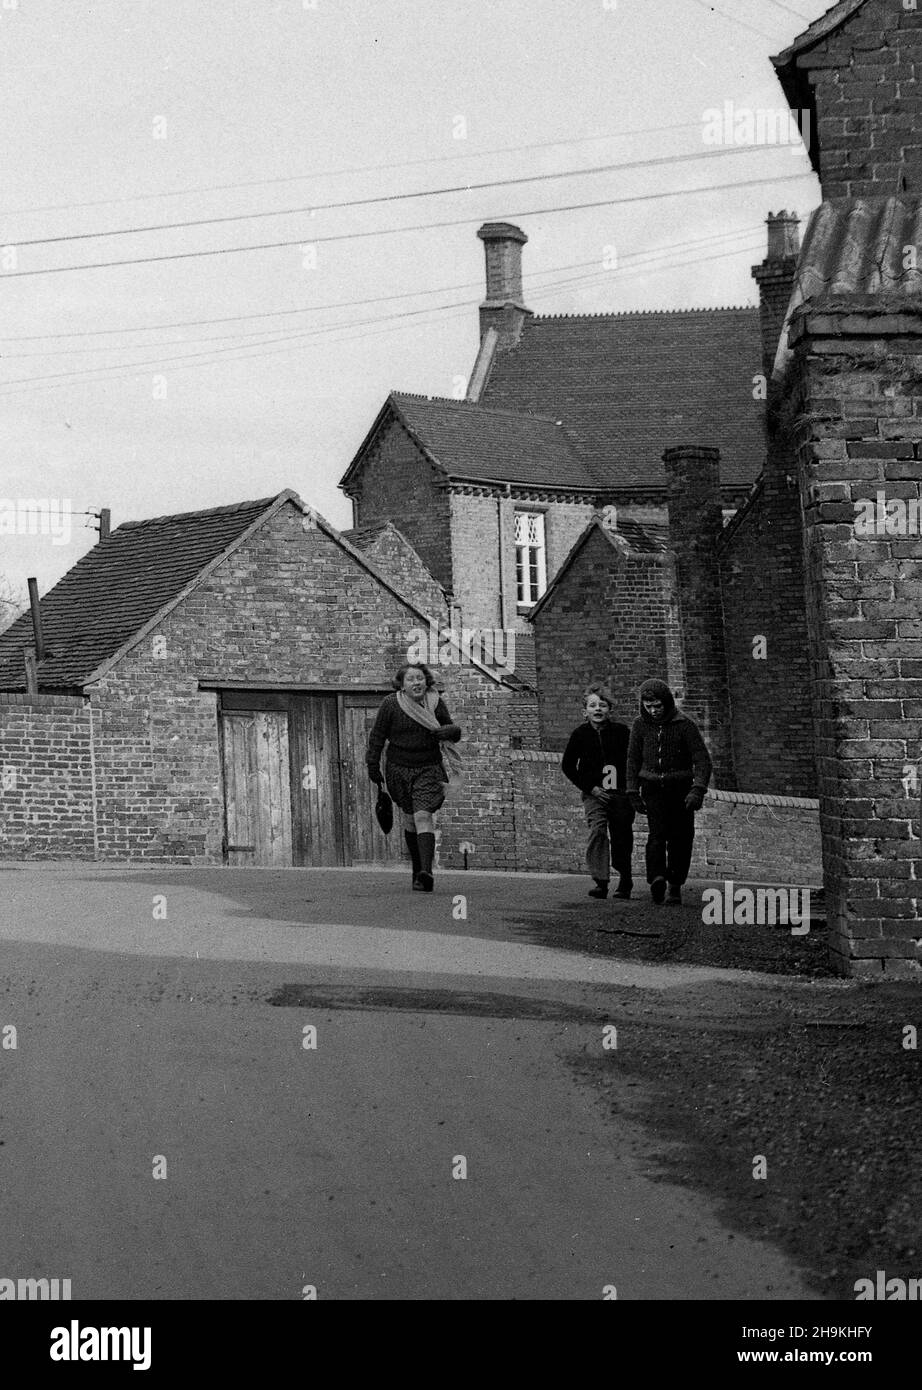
xmin=0 ymin=490 xmax=521 ymax=867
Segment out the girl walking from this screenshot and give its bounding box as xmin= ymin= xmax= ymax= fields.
xmin=366 ymin=662 xmax=462 ymax=892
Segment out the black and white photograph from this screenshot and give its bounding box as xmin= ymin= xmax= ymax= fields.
xmin=0 ymin=0 xmax=919 ymax=1351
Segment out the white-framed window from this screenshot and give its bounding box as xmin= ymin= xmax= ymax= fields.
xmin=514 ymin=510 xmax=547 ymax=607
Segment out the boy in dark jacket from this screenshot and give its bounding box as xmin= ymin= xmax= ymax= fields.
xmin=626 ymin=678 xmax=712 ymax=906
xmin=561 ymin=684 xmax=634 ymax=899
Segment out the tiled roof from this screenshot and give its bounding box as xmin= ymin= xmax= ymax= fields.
xmin=507 ymin=631 xmax=536 ymax=690
xmin=478 ymin=309 xmax=766 ymax=492
xmin=772 ymin=0 xmax=868 ymax=63
xmin=341 ymin=521 xmax=391 ymax=547
xmin=793 ymin=196 xmax=922 ymax=303
xmin=617 ymin=519 xmax=669 ymax=553
xmin=0 ymin=497 xmax=277 ymax=691
xmin=775 ymin=197 xmax=922 ymax=371
xmin=527 ymin=517 xmax=669 ymax=624
xmin=391 ymin=392 xmax=595 ymax=489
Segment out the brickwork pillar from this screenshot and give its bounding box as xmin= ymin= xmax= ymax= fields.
xmin=663 ymin=445 xmax=735 ymax=787
xmin=786 ymin=302 xmax=922 ymax=978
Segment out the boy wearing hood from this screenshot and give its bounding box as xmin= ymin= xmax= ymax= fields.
xmin=561 ymin=684 xmax=634 ymax=899
xmin=626 ymin=678 xmax=712 ymax=905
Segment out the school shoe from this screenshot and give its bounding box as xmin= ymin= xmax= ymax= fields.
xmin=666 ymin=884 xmax=682 ymax=906
xmin=650 ymin=877 xmax=668 ymax=905
xmin=613 ymin=878 xmax=633 ymax=900
xmin=588 ymin=880 xmax=609 ymax=899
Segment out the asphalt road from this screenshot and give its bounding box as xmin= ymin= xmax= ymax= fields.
xmin=0 ymin=863 xmax=822 ymax=1300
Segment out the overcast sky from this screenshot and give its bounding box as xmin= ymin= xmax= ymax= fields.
xmin=0 ymin=0 xmax=831 ymax=602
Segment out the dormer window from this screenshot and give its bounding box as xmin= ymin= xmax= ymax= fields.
xmin=515 ymin=511 xmax=547 ymax=607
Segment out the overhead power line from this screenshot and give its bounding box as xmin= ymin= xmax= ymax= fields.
xmin=1 ymin=223 xmax=766 ymax=347
xmin=0 ymin=232 xmax=766 ymax=397
xmin=0 ymin=169 xmax=814 ymax=281
xmin=5 ymin=143 xmax=787 ymax=249
xmin=0 ymin=117 xmax=715 ymax=220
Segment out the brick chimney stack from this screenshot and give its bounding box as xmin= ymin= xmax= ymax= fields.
xmin=663 ymin=445 xmax=735 ymax=788
xmin=751 ymin=211 xmax=801 ymax=380
xmin=476 ymin=221 xmax=531 ymax=351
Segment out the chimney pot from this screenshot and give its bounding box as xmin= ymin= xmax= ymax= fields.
xmin=765 ymin=210 xmax=801 ymax=262
xmin=475 ymin=221 xmax=531 ymax=352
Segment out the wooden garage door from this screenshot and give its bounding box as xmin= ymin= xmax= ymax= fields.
xmin=288 ymin=694 xmax=344 ymax=867
xmin=219 ymin=691 xmax=406 ymax=868
xmin=221 ymin=711 xmax=293 ymax=866
xmin=341 ymin=696 xmax=406 ymax=866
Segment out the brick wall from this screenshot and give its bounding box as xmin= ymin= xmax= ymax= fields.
xmin=0 ymin=693 xmax=95 ymax=858
xmin=509 ymin=750 xmax=821 ymax=883
xmin=719 ymin=471 xmax=817 ymax=797
xmin=346 ymin=524 xmax=447 ymax=619
xmin=449 ymin=491 xmax=505 ymax=629
xmin=448 ymin=489 xmax=595 ymax=633
xmin=348 ymin=416 xmax=453 ymax=592
xmin=802 ymin=0 xmax=922 ymax=199
xmin=664 ymin=447 xmax=736 ymax=786
xmin=532 ymin=526 xmax=682 ymax=750
xmin=0 ymin=502 xmax=523 ymax=867
xmin=785 ymin=301 xmax=922 ymax=977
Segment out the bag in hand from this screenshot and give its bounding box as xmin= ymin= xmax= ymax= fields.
xmin=375 ymin=788 xmax=394 ymax=835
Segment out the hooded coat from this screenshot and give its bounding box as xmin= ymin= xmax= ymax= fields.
xmin=625 ymin=679 xmax=712 ymax=793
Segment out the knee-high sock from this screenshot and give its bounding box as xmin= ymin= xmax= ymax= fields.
xmin=404 ymin=830 xmax=421 ymax=876
xmin=417 ymin=831 xmax=435 ymax=875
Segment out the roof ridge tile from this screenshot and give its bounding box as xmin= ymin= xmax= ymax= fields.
xmin=117 ymin=495 xmax=279 ymax=531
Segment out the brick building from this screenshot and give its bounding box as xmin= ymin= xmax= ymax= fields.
xmin=766 ymin=0 xmax=922 ymax=975
xmin=2 ymin=0 xmax=916 ymax=977
xmin=0 ymin=491 xmax=524 ymax=868
xmin=338 ymin=0 xmax=922 ymax=976
xmin=0 ymin=489 xmax=807 ymax=887
xmin=340 ymin=223 xmax=767 ymax=638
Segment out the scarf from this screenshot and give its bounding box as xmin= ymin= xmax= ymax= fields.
xmin=396 ymin=689 xmax=462 ymax=783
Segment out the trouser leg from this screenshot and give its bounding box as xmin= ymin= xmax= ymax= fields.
xmin=606 ymin=794 xmax=635 ymax=881
xmin=643 ymin=785 xmax=669 ymax=884
xmin=664 ymin=782 xmax=695 ymax=886
xmin=582 ymin=793 xmax=612 ymax=881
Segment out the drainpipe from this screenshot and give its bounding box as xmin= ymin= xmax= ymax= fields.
xmin=498 ymin=483 xmax=512 ymax=630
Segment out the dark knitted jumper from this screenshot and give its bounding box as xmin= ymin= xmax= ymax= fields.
xmin=625 ymin=679 xmax=712 ymax=792
xmin=366 ymin=692 xmax=461 ymax=775
xmin=561 ymin=720 xmax=630 ymax=794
